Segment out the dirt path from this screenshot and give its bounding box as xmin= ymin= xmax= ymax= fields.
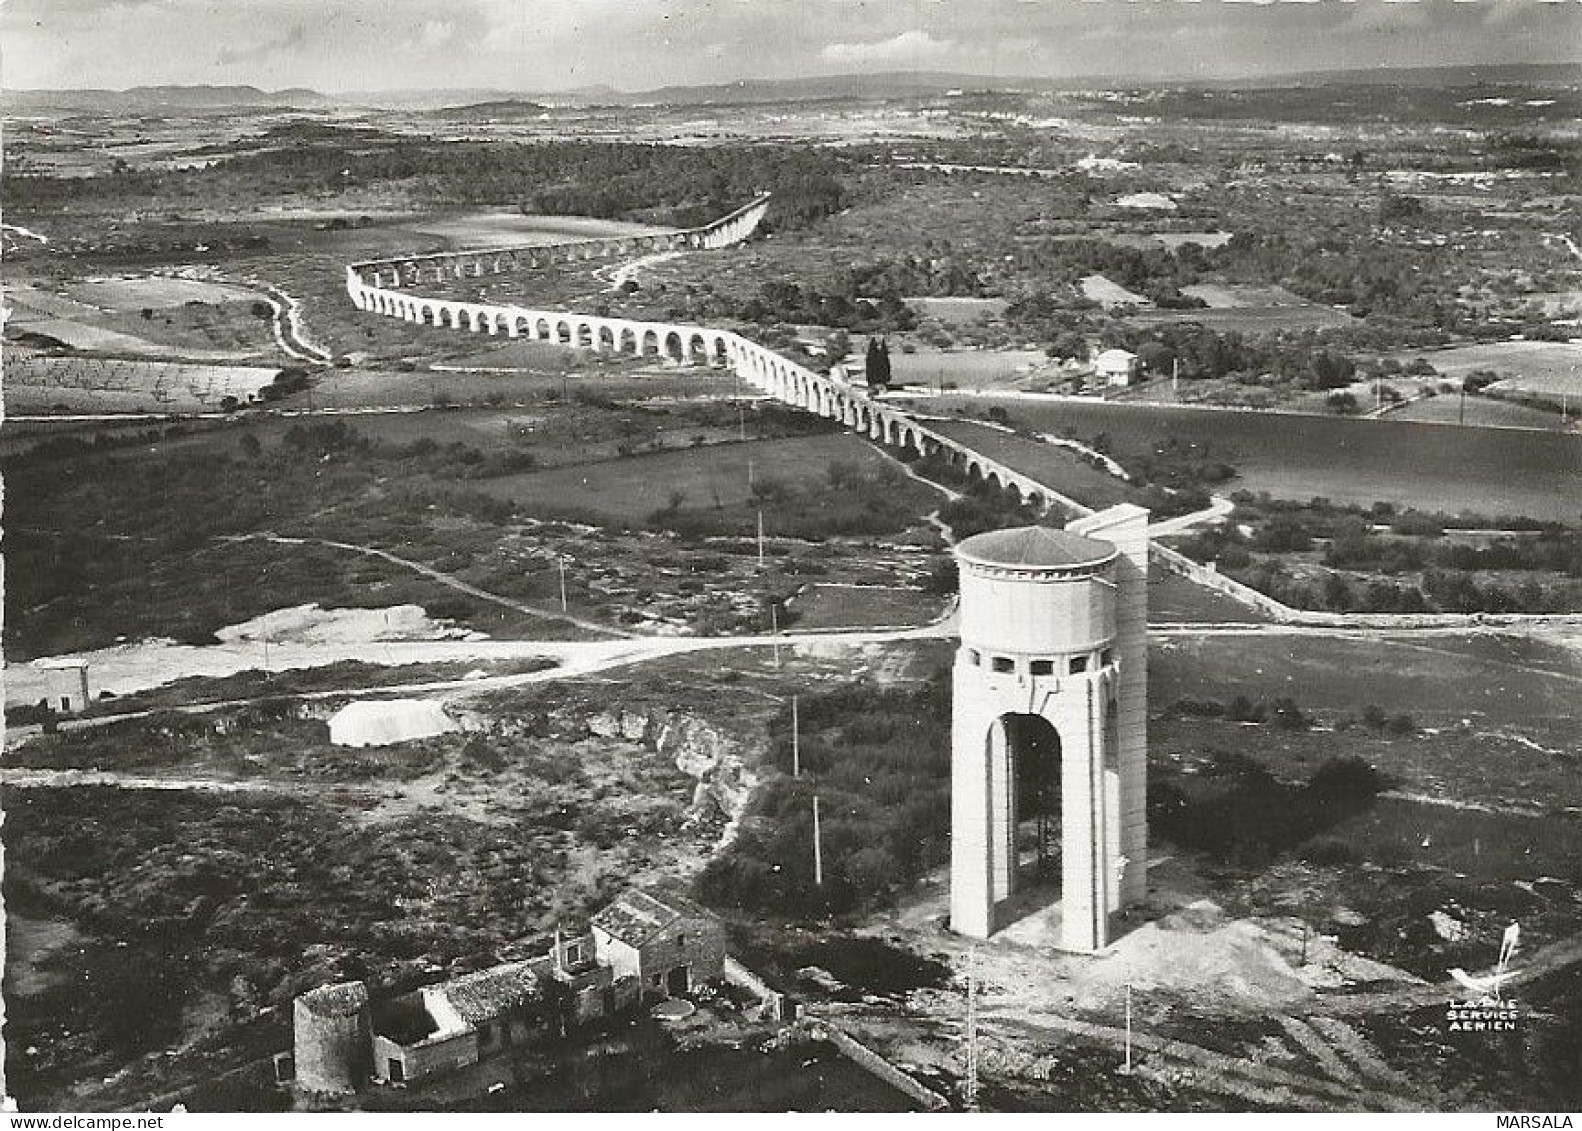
xmin=0 ymin=767 xmax=367 ymax=799
xmin=981 ymin=1011 xmax=1424 ymax=1112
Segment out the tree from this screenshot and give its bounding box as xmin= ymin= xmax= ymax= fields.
xmin=865 ymin=336 xmax=892 ymax=392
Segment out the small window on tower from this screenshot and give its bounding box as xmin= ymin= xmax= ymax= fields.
xmin=967 ymin=649 xmax=982 ymax=666
xmin=1029 ymin=659 xmax=1055 ymax=676
xmin=991 ymin=656 xmax=1014 ymax=674
xmin=1101 ymin=648 xmax=1114 ymax=666
xmin=1069 ymin=656 xmax=1089 ymax=674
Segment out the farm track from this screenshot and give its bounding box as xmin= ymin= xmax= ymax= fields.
xmin=981 ymin=1011 xmax=1426 ymax=1112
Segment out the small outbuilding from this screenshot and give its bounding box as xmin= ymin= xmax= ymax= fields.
xmin=28 ymin=658 xmax=91 ymax=714
xmin=327 ymin=698 xmax=457 ymax=748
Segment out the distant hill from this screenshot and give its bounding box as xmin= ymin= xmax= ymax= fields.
xmin=4 ymin=84 xmax=336 ymax=115
xmin=7 ymin=62 xmax=1578 ymax=119
xmin=423 ymin=99 xmax=551 ymax=120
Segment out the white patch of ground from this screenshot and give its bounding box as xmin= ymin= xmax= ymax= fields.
xmin=1080 ymin=274 xmax=1151 ymax=309
xmin=6 ymin=604 xmax=497 ymax=700
xmin=1115 ymin=192 xmax=1178 ymax=211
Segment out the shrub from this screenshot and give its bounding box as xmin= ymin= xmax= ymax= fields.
xmin=1307 ymin=756 xmax=1388 ymax=802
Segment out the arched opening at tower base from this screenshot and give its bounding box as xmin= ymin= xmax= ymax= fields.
xmin=998 ymin=713 xmax=1063 ymax=894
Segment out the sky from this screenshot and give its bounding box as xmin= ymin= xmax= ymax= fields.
xmin=3 ymin=0 xmax=1580 ymax=94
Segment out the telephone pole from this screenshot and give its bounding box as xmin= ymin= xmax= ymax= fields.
xmin=965 ymin=947 xmax=980 ymax=1111
xmin=791 ymin=695 xmax=800 ymax=777
xmin=558 ymin=557 xmax=569 ymax=612
xmin=757 ymin=509 xmax=766 ymax=568
xmin=812 ymin=794 xmax=824 ymax=886
xmin=770 ymin=603 xmax=781 ymax=669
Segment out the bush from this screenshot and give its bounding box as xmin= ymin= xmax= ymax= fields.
xmin=1307 ymin=756 xmax=1388 ymax=802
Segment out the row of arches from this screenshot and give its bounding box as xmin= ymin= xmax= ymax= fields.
xmin=349 ymin=196 xmax=774 ymax=293
xmin=350 ymin=272 xmax=1073 ymax=514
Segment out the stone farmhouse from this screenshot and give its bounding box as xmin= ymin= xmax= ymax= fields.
xmin=592 ymin=887 xmax=726 ymax=998
xmin=293 ymin=887 xmax=725 ymax=1094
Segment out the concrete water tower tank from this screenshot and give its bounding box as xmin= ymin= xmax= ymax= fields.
xmin=948 ymin=506 xmax=1150 ymax=951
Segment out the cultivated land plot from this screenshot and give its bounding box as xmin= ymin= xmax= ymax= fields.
xmin=919 ymin=396 xmax=1582 ymax=522
xmin=405 ymin=212 xmax=672 ymax=248
xmin=888 ymin=348 xmax=1055 ymax=390
xmin=1148 ymin=570 xmax=1273 ymax=623
xmin=66 ymin=275 xmax=261 ymax=311
xmin=1388 ymin=394 xmax=1568 ymax=431
xmin=787 ymin=583 xmax=948 ymax=630
xmin=303 ymin=360 xmax=735 ymax=411
xmin=461 ymin=431 xmax=919 ymax=523
xmin=8 ymin=356 xmax=282 ymax=415
xmin=1152 ymin=630 xmax=1579 ymax=727
xmin=1129 ymin=289 xmax=1355 ymax=331
xmin=905 ymin=296 xmax=1009 ymax=326
xmin=1394 ymin=341 xmax=1582 ymax=396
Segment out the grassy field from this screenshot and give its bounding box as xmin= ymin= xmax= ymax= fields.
xmin=463 ymin=431 xmax=935 ymax=527
xmin=889 ymin=348 xmax=1056 ymax=390
xmin=1388 ymin=393 xmax=1568 ymax=431
xmin=916 ymin=395 xmax=1582 ymax=522
xmin=1387 ymin=341 xmax=1582 ymax=395
xmin=1153 ymin=630 xmax=1579 ymax=729
xmin=787 ymin=583 xmax=947 ymax=630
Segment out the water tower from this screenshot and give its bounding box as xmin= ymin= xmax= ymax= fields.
xmin=949 ymin=504 xmax=1149 ymax=952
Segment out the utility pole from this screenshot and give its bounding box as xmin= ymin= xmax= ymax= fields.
xmin=812 ymin=794 xmax=823 ymax=886
xmin=757 ymin=509 xmax=766 ymax=568
xmin=1121 ymin=984 xmax=1134 ymax=1075
xmin=770 ymin=603 xmax=781 ymax=669
xmin=791 ymin=695 xmax=801 ymax=777
xmin=558 ymin=556 xmax=569 ymax=612
xmin=747 ymin=457 xmax=754 ymax=491
xmin=965 ymin=947 xmax=980 ymax=1111
xmin=1171 ymin=357 xmax=1179 ymax=400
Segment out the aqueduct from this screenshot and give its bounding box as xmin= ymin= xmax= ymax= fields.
xmin=343 ymin=195 xmax=1094 ymax=519
xmin=345 ymin=196 xmax=1151 ymax=948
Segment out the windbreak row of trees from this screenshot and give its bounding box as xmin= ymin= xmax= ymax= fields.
xmin=5 ymin=132 xmax=854 ymax=233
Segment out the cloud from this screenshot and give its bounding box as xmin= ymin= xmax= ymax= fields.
xmin=819 ymin=29 xmax=957 ymax=68
xmin=216 ymin=23 xmax=306 ymax=66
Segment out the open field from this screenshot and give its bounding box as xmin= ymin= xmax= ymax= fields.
xmin=914 ymin=396 xmax=1582 ymax=522
xmin=8 ymin=355 xmax=283 ymax=414
xmin=1387 ymin=393 xmax=1569 ymax=431
xmin=406 ymin=212 xmax=672 ymax=248
xmin=1130 ymin=284 xmax=1356 ymax=331
xmin=66 ymin=275 xmax=262 ymax=311
xmin=1153 ymin=630 xmax=1579 ymax=730
xmin=786 ymin=583 xmax=947 ymax=630
xmin=7 ymin=277 xmax=284 ymax=362
xmin=463 ymin=431 xmax=938 ymax=528
xmin=888 ymin=348 xmax=1056 ymax=390
xmin=1387 ymin=341 xmax=1582 ymax=395
xmin=905 ymin=296 xmax=1008 ymax=327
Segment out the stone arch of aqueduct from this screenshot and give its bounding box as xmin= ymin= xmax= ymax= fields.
xmin=343 ymin=194 xmax=1091 ymax=518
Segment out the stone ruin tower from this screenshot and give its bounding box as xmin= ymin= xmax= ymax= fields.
xmin=293 ymin=981 xmax=372 ymax=1095
xmin=948 ymin=504 xmax=1149 ymax=951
